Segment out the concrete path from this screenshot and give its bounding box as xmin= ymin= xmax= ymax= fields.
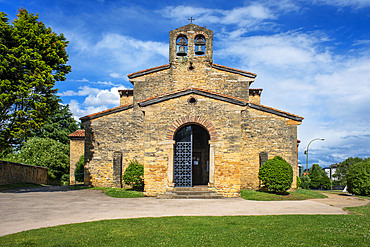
xmin=0 ymin=187 xmax=368 ymax=237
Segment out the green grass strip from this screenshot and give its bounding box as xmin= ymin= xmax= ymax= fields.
xmin=240 ymin=189 xmax=327 ymax=201
xmin=69 ymin=186 xmax=143 ymax=198
xmin=0 ymin=204 xmax=368 ymax=246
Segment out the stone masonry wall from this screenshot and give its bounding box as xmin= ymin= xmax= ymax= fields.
xmin=83 ymin=108 xmax=144 ymax=187
xmin=69 ymin=138 xmax=84 ymax=185
xmin=0 ymin=160 xmax=48 ymax=185
xmin=240 ymin=108 xmax=299 ymax=190
xmin=141 ymin=94 xmax=244 ymax=197
xmin=133 ymin=63 xmax=253 ymax=104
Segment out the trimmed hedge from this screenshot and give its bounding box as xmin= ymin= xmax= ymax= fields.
xmin=258 ymin=156 xmax=293 ymax=193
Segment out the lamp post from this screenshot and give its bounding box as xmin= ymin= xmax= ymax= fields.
xmin=304 ymin=138 xmax=325 ymax=176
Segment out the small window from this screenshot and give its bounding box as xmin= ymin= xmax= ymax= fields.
xmin=259 ymin=152 xmax=268 ymax=167
xmin=188 ymin=97 xmax=197 ymax=104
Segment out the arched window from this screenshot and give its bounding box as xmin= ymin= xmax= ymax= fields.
xmin=176 ymin=35 xmax=188 ymax=57
xmin=194 ymin=35 xmax=206 ymax=56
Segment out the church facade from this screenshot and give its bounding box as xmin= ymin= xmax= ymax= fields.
xmin=80 ymin=24 xmax=303 ymax=197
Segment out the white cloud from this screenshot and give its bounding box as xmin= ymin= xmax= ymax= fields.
xmin=67 ymin=32 xmax=168 ymax=77
xmin=214 ymin=26 xmax=370 ymax=165
xmin=313 ymin=0 xmax=370 ymax=9
xmin=84 ymin=86 xmax=127 ymax=106
xmin=65 ymin=85 xmax=128 ymax=120
xmin=109 ymin=72 xmax=121 ymax=78
xmin=159 ymin=2 xmax=299 ymax=31
xmin=68 ymin=100 xmax=108 ymax=121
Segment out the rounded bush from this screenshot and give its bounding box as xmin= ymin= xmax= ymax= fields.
xmin=123 ymin=159 xmax=144 ymax=191
xmin=347 ymin=160 xmax=370 ymax=196
xmin=258 ymin=156 xmax=293 ymax=193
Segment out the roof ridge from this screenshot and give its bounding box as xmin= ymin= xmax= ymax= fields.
xmin=127 ymin=64 xmax=170 ymax=79
xmin=211 ymin=63 xmax=257 ymax=78
xmin=80 ymin=103 xmax=134 ymax=121
xmin=249 ymin=102 xmax=304 ymax=120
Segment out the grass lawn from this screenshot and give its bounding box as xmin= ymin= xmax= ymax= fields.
xmin=69 ymin=186 xmax=143 ymax=198
xmin=0 ymin=204 xmax=368 ymax=246
xmin=241 ymin=189 xmax=328 ymax=201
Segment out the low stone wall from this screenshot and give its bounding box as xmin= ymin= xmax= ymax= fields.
xmin=0 ymin=160 xmax=48 ymax=185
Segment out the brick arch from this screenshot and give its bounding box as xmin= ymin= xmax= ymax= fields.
xmin=165 ymin=116 xmax=218 ymax=140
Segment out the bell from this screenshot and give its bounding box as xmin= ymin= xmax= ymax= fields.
xmin=195 ymin=45 xmax=204 ymax=55
xmin=195 ymin=38 xmax=205 ymax=46
xmin=177 ymin=45 xmax=187 ymax=56
xmin=177 ymin=37 xmax=187 ymax=46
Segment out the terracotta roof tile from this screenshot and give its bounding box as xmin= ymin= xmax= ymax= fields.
xmin=80 ymin=103 xmax=133 ymax=121
xmin=212 ymin=63 xmax=257 ymax=78
xmin=127 ymin=64 xmax=170 ymax=79
xmin=68 ymin=129 xmax=85 ymax=138
xmin=249 ymin=102 xmax=304 ymax=120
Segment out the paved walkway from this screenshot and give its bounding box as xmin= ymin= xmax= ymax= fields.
xmin=0 ymin=187 xmax=368 ymax=237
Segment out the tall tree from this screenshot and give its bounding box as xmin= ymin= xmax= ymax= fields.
xmin=0 ymin=9 xmax=71 ymax=153
xmin=30 ymin=97 xmax=79 ymax=145
xmin=334 ymin=157 xmax=363 ymax=186
xmin=309 ymin=164 xmax=330 ymax=190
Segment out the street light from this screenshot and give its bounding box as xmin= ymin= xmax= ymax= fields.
xmin=304 ymin=138 xmax=325 ymax=176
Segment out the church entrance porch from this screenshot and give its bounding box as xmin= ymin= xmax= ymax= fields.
xmin=174 ymin=125 xmax=210 ymax=187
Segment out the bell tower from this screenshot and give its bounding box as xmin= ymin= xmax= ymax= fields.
xmin=169 ymin=23 xmax=213 ymax=64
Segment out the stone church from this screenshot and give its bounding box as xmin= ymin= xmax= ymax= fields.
xmin=77 ymin=23 xmax=303 ymax=197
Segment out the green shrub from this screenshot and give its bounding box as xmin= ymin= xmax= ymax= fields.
xmin=2 ymin=137 xmax=69 ymax=182
xmin=123 ymin=159 xmax=144 ymax=191
xmin=75 ymin=155 xmax=84 ymax=182
xmin=296 ymin=176 xmax=301 ymax=188
xmin=347 ymin=160 xmax=370 ymax=196
xmin=61 ymin=174 xmax=69 ymax=185
xmin=300 ymin=175 xmax=311 ymax=189
xmin=258 ymin=156 xmax=293 ymax=193
xmin=309 ymin=164 xmax=331 ymax=190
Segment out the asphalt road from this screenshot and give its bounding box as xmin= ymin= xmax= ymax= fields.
xmin=0 ymin=186 xmax=368 ymax=237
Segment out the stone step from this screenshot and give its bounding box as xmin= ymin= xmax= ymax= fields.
xmin=157 ymin=187 xmax=224 ymax=199
xmin=172 ymin=186 xmax=209 ymax=192
xmin=158 ymin=194 xmax=224 ymax=199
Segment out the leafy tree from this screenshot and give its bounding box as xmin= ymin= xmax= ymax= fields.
xmin=347 ymin=159 xmax=370 ymax=196
xmin=300 ymin=175 xmax=311 ymax=189
xmin=258 ymin=156 xmax=293 ymax=193
xmin=0 ymin=9 xmax=71 ymax=153
xmin=123 ymin=159 xmax=144 ymax=191
xmin=334 ymin=157 xmax=363 ymax=186
xmin=30 ymin=99 xmax=78 ymax=145
xmin=309 ymin=164 xmax=331 ymax=190
xmin=3 ymin=137 xmax=69 ymax=182
xmin=75 ymin=155 xmax=84 ymax=182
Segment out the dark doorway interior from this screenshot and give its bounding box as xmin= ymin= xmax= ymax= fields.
xmin=174 ymin=124 xmax=210 ymax=187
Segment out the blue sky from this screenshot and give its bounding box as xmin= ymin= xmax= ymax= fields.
xmin=2 ymin=0 xmax=370 ymax=168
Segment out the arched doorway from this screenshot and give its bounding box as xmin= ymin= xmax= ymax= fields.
xmin=174 ymin=124 xmax=210 ymax=187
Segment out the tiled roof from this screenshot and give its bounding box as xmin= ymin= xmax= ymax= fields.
xmin=68 ymin=129 xmax=85 ymax=138
xmin=127 ymin=64 xmax=171 ymax=79
xmin=80 ymin=88 xmax=303 ymax=122
xmin=138 ymin=87 xmax=303 ymax=121
xmin=127 ymin=63 xmax=257 ymax=80
xmin=80 ymin=103 xmax=134 ymax=122
xmin=211 ymin=63 xmax=257 ymax=78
